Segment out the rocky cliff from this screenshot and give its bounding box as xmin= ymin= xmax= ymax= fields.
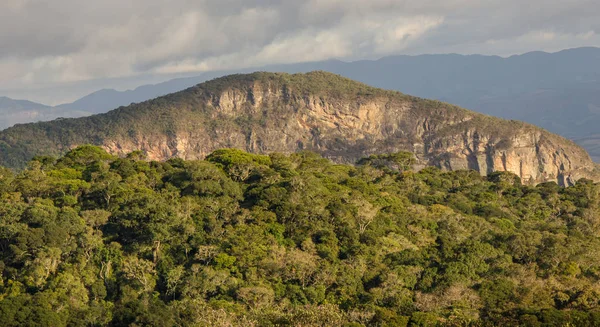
xmin=0 ymin=71 xmax=597 ymax=185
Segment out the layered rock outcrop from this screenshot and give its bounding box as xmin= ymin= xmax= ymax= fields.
xmin=1 ymin=72 xmax=598 ymax=185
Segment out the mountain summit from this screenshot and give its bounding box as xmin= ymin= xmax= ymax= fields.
xmin=0 ymin=71 xmax=597 ymax=185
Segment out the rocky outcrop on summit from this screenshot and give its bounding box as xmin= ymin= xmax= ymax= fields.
xmin=0 ymin=71 xmax=598 ymax=185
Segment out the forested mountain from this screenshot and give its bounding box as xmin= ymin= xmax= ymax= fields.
xmin=5 ymin=47 xmax=598 ymax=159
xmin=0 ymin=72 xmax=597 ymax=186
xmin=53 ymin=80 xmax=209 ymax=115
xmin=1 ymin=146 xmax=600 ymax=326
xmin=4 ymin=48 xmax=600 ymax=162
xmin=0 ymin=75 xmax=224 ymax=131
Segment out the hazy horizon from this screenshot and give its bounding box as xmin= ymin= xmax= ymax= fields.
xmin=2 ymin=46 xmax=599 ymax=106
xmin=2 ymin=0 xmax=600 ymax=104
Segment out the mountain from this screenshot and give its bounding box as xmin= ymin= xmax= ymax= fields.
xmin=0 ymin=74 xmax=227 ymax=130
xmin=54 ymin=76 xmax=213 ymax=114
xmin=27 ymin=47 xmax=599 ymax=160
xmin=51 ymin=63 xmax=338 ymax=114
xmin=0 ymin=96 xmax=51 ymax=111
xmin=0 ymin=72 xmax=597 ymax=186
xmin=338 ymin=48 xmax=600 ymax=139
xmin=0 ymin=96 xmax=53 ymax=130
xmin=55 ymin=48 xmax=600 ymax=124
xmin=0 ymin=96 xmax=94 ymax=130
xmin=279 ymin=48 xmax=600 ymax=159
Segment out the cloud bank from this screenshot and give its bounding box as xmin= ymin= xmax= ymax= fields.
xmin=1 ymin=0 xmax=599 ymax=103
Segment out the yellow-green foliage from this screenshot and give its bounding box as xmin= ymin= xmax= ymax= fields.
xmin=1 ymin=146 xmax=600 ymax=326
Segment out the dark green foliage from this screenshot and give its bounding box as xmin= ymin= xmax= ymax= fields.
xmin=356 ymin=151 xmax=416 ymax=172
xmin=1 ymin=146 xmax=600 ymax=326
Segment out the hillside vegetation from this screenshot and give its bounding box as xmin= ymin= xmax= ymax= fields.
xmin=0 ymin=72 xmax=596 ymax=186
xmin=1 ymin=146 xmax=600 ymax=326
xmin=0 ymin=72 xmax=409 ymax=168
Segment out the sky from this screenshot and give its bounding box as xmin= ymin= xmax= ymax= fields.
xmin=1 ymin=0 xmax=600 ymax=105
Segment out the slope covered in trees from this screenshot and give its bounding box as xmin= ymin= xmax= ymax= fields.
xmin=1 ymin=146 xmax=600 ymax=326
xmin=0 ymin=72 xmax=597 ymax=186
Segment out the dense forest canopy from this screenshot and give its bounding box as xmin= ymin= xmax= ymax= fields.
xmin=1 ymin=145 xmax=600 ymax=326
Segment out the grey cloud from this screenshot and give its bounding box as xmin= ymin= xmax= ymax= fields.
xmin=0 ymin=0 xmax=599 ymax=103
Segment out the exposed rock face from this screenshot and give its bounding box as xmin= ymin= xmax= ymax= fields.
xmin=1 ymin=72 xmax=598 ymax=185
xmin=426 ymin=128 xmax=594 ymax=186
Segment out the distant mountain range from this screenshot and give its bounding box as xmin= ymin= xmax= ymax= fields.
xmin=0 ymin=96 xmax=90 ymax=130
xmin=2 ymin=47 xmax=600 ymax=159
